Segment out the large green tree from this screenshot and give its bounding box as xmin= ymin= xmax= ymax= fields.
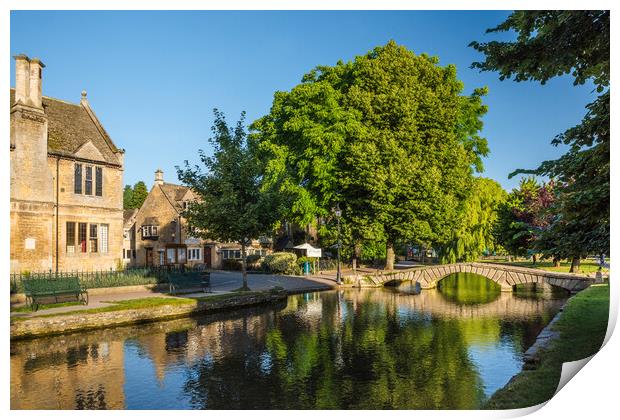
xmin=130 ymin=181 xmax=149 ymax=209
xmin=252 ymin=41 xmax=489 ymax=270
xmin=437 ymin=177 xmax=507 ymax=263
xmin=494 ymin=177 xmax=555 ymax=263
xmin=123 ymin=181 xmax=149 ymax=209
xmin=177 ymin=110 xmax=278 ymax=290
xmin=123 ymin=185 xmax=134 ymax=209
xmin=470 ymin=10 xmax=610 ymax=264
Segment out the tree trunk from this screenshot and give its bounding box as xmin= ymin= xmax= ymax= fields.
xmin=553 ymin=257 xmax=561 ymax=267
xmin=352 ymin=241 xmax=361 ymax=273
xmin=570 ymin=256 xmax=581 ymax=273
xmin=241 ymin=242 xmax=250 ymax=291
xmin=385 ymin=242 xmax=395 ymax=271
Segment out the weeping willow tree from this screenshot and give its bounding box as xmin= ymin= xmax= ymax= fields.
xmin=437 ymin=177 xmax=507 ymax=263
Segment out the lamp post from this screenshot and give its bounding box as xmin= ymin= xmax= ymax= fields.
xmin=334 ymin=204 xmax=342 ymax=285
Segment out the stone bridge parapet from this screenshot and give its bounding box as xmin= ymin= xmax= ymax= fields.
xmin=345 ymin=262 xmax=593 ymax=293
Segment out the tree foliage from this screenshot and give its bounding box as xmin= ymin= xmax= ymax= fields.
xmin=177 ymin=110 xmax=279 ymax=289
xmin=252 ymin=41 xmax=489 ymax=269
xmin=123 ymin=181 xmax=149 ymax=209
xmin=494 ymin=177 xmax=555 ymax=258
xmin=437 ymin=177 xmax=507 ymax=263
xmin=470 ymin=11 xmax=610 ymax=258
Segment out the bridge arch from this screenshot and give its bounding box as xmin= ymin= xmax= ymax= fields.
xmin=358 ymin=263 xmax=592 ymax=293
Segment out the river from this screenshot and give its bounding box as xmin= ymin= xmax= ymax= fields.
xmin=10 ymin=273 xmax=568 ymax=409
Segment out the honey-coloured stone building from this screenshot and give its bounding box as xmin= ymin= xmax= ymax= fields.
xmin=10 ymin=54 xmax=124 ymax=273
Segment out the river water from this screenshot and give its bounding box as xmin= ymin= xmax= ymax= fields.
xmin=10 ymin=273 xmax=568 ymax=409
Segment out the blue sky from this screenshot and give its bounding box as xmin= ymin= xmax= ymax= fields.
xmin=10 ymin=10 xmax=597 ymax=192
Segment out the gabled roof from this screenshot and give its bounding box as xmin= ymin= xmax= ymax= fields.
xmin=159 ymin=183 xmax=191 ymax=212
xmin=123 ymin=209 xmax=138 ymax=227
xmin=10 ymin=88 xmax=122 ymax=166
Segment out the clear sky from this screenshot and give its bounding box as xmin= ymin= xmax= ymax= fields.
xmin=10 ymin=10 xmax=597 ymax=192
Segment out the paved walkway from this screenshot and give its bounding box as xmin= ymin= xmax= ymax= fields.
xmin=11 ymin=271 xmax=336 ymax=318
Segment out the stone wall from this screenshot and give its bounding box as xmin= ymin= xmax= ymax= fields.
xmin=10 ymin=291 xmax=287 ymax=340
xmin=10 ymin=101 xmax=55 ymax=273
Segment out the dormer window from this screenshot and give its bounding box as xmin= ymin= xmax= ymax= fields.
xmin=141 ymin=225 xmax=159 ymax=240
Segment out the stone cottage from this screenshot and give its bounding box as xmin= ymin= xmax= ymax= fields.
xmin=129 ymin=169 xmax=269 ymax=269
xmin=10 ymin=54 xmax=124 ymax=273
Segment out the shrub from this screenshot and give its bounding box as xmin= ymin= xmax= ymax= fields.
xmin=262 ymin=252 xmax=298 ymax=274
xmin=246 ymin=254 xmax=264 ymax=270
xmin=222 ymin=259 xmax=242 ymax=271
xmin=246 ymin=254 xmax=262 ymax=263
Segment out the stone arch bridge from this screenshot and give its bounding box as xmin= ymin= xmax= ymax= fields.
xmin=346 ymin=262 xmax=593 ymax=293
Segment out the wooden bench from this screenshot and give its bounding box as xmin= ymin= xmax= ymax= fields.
xmin=22 ymin=277 xmax=88 ymax=311
xmin=168 ymin=271 xmax=211 ymax=295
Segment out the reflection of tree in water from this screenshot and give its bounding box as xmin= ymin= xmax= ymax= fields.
xmin=437 ymin=273 xmax=501 ymax=305
xmin=181 ymin=292 xmax=487 ymax=409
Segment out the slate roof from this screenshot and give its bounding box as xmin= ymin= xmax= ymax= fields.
xmin=123 ymin=209 xmax=138 ymax=226
xmin=159 ymin=183 xmax=190 ymax=211
xmin=10 ymin=88 xmax=121 ymax=166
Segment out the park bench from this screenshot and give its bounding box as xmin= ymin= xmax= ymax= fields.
xmin=22 ymin=276 xmax=88 ymax=311
xmin=168 ymin=271 xmax=211 ymax=295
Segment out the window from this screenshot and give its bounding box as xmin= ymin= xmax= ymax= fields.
xmin=74 ymin=164 xmax=82 ymax=194
xmin=95 ymin=167 xmax=103 ymax=196
xmin=222 ymin=249 xmax=242 ymax=260
xmin=132 ymin=250 xmax=137 ymax=259
xmin=78 ymin=223 xmax=87 ymax=253
xmin=178 ymin=248 xmax=186 ymax=263
xmin=66 ymin=222 xmax=76 ymax=253
xmin=85 ymin=166 xmax=93 ymax=195
xmin=99 ymin=224 xmax=108 ymax=253
xmin=159 ymin=250 xmax=164 ymax=265
xmin=188 ymin=248 xmax=201 ymax=261
xmin=89 ymin=224 xmax=98 ymax=252
xmin=141 ymin=225 xmax=159 ymax=239
xmin=166 ymin=248 xmax=176 ymax=264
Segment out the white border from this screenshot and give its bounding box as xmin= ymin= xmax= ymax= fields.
xmin=2 ymin=2 xmax=617 ymax=419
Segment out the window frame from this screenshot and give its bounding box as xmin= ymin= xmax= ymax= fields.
xmin=66 ymin=222 xmax=76 ymax=253
xmin=84 ymin=166 xmax=93 ymax=195
xmin=74 ymin=164 xmax=83 ymax=194
xmin=95 ymin=166 xmax=103 ymax=197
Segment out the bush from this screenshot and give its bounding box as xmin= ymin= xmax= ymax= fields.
xmin=262 ymin=252 xmax=298 ymax=274
xmin=246 ymin=254 xmax=262 ymax=263
xmin=222 ymin=259 xmax=242 ymax=271
xmin=246 ymin=254 xmax=264 ymax=270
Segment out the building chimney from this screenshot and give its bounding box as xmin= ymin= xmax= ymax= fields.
xmin=28 ymin=58 xmax=45 ymax=109
xmin=154 ymin=169 xmax=164 ymax=185
xmin=12 ymin=54 xmax=45 ymax=109
xmin=13 ymin=54 xmax=30 ymax=105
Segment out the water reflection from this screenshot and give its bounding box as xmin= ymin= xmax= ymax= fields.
xmin=11 ymin=273 xmax=568 ymax=409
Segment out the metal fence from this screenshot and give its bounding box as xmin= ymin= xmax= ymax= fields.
xmin=10 ymin=265 xmax=207 ymax=294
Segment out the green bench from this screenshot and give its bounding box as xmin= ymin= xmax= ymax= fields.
xmin=168 ymin=271 xmax=211 ymax=295
xmin=22 ymin=277 xmax=88 ymax=311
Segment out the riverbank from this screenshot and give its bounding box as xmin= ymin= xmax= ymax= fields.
xmin=10 ymin=288 xmax=319 ymax=340
xmin=483 ymin=283 xmax=610 ymax=409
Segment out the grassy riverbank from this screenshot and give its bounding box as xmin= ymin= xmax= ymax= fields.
xmin=484 ymin=284 xmax=610 ymax=409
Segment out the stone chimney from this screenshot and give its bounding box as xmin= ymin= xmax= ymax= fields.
xmin=13 ymin=54 xmax=45 ymax=109
xmin=154 ymin=169 xmax=164 ymax=185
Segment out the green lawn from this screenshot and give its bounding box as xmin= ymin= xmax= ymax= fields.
xmin=481 ymin=260 xmax=608 ymax=274
xmin=11 ymin=301 xmax=84 ymax=313
xmin=483 ymin=284 xmax=609 ymax=409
